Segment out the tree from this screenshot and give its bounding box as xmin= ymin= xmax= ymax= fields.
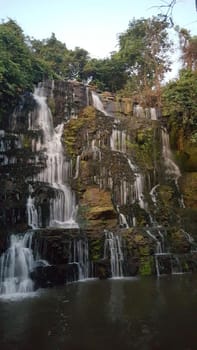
xmin=118 ymin=16 xmax=172 ymax=105
xmin=0 ymin=19 xmax=34 ymax=118
xmin=162 ymin=69 xmax=197 ymax=142
xmin=83 ymin=53 xmax=127 ymax=92
xmin=29 ymin=33 xmax=71 ymax=80
xmin=176 ymin=27 xmax=197 ymax=71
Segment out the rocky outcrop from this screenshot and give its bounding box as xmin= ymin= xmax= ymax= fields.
xmin=0 ymin=80 xmax=196 ymax=281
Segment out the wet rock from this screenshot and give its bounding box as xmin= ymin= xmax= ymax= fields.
xmin=31 ymin=263 xmax=79 ymax=288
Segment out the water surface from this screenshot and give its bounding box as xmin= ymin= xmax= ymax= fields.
xmin=0 ymin=275 xmax=197 ymax=350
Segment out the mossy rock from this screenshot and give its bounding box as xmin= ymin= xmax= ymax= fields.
xmin=64 ymin=106 xmax=96 ymax=157
xmin=176 ymin=143 xmax=197 ymax=172
xmin=158 ymin=185 xmax=174 ymax=204
xmin=180 ymin=172 xmax=197 ymax=208
xmin=139 ymin=256 xmax=154 ymax=276
xmin=79 ymin=186 xmax=117 ymax=230
xmin=170 ymin=230 xmax=191 ymax=254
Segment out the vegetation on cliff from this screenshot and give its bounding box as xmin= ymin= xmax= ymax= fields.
xmin=0 ymin=10 xmax=197 ymax=277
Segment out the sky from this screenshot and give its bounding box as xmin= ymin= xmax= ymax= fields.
xmin=0 ymin=0 xmax=197 ymax=79
xmin=1 ymin=0 xmax=196 ymax=58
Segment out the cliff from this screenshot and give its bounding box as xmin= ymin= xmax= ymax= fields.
xmin=0 ymin=80 xmax=196 ymax=284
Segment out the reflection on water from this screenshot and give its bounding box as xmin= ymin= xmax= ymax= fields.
xmin=0 ymin=275 xmax=197 ymax=350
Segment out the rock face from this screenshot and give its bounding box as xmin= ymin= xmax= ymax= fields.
xmin=0 ymin=80 xmax=196 ymax=283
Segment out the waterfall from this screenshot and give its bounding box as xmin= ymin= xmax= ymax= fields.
xmin=27 ymin=196 xmax=39 ymax=229
xmin=127 ymin=158 xmax=145 ymax=209
xmin=110 ymin=129 xmax=127 ymax=153
xmin=161 ymin=128 xmax=181 ymax=180
xmin=150 ymin=107 xmax=157 ymax=120
xmin=116 ymin=206 xmax=129 ymax=228
xmin=69 ymin=238 xmax=89 ymax=280
xmin=133 ymin=104 xmax=145 ymax=118
xmin=74 ymin=155 xmax=80 ymax=179
xmin=119 ymin=213 xmax=129 ymax=228
xmin=134 ymin=173 xmax=145 ymax=209
xmin=146 ymin=229 xmax=162 ymax=254
xmin=0 ymin=232 xmax=35 ymax=296
xmin=104 ymin=231 xmax=124 ymax=278
xmin=150 ymin=184 xmax=160 ymax=205
xmin=161 ymin=128 xmax=185 ymax=208
xmin=91 ymin=91 xmax=108 ymax=116
xmin=171 ymin=255 xmax=183 ymax=274
xmin=91 ymin=139 xmax=101 ymax=160
xmin=27 ymin=86 xmax=78 ymax=229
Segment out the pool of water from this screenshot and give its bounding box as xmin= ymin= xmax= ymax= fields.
xmin=0 ymin=274 xmax=197 ymax=350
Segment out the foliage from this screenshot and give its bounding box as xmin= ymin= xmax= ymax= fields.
xmin=64 ymin=106 xmax=96 ymax=156
xmin=118 ymin=16 xmax=172 ymax=103
xmin=83 ymin=53 xmax=127 ymax=92
xmin=175 ymin=27 xmax=197 ymax=71
xmin=0 ymin=19 xmax=34 ymax=118
xmin=162 ymin=69 xmax=197 ymax=140
xmin=29 ymin=34 xmax=90 ymax=80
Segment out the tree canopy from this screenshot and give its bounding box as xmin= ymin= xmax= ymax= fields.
xmin=0 ymin=15 xmax=196 ymax=137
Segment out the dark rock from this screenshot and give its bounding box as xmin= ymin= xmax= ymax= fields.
xmin=31 ymin=263 xmax=79 ymax=288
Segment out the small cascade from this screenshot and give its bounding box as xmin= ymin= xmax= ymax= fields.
xmin=86 ymin=86 xmax=90 ymax=106
xmin=134 ymin=173 xmax=145 ymax=209
xmin=69 ymin=238 xmax=90 ymax=280
xmin=91 ymin=139 xmax=101 ymax=160
xmin=110 ymin=129 xmax=127 ymax=153
xmin=161 ymin=128 xmax=181 ymax=180
xmin=181 ymin=229 xmax=194 ymax=248
xmin=91 ymin=91 xmax=108 ymax=116
xmin=150 ymin=107 xmax=157 ymax=120
xmin=27 ymin=86 xmax=78 ymax=228
xmin=0 ymin=232 xmax=35 ymax=296
xmin=145 ymin=229 xmax=163 ymax=277
xmin=150 ymin=184 xmax=160 ymax=205
xmin=104 ymin=231 xmax=124 ymax=278
xmin=171 ymin=255 xmax=183 ymax=275
xmin=119 ymin=213 xmax=129 ymax=228
xmin=133 ymin=104 xmax=145 ymax=118
xmin=74 ymin=155 xmax=80 ymax=179
xmin=27 ymin=196 xmax=39 ymax=229
xmin=116 ymin=206 xmax=129 ymax=228
xmin=127 ymin=158 xmax=145 ymax=209
xmin=146 ymin=229 xmax=162 ymax=254
xmin=161 ymin=128 xmax=185 ymax=208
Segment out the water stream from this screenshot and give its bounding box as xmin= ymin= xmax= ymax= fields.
xmin=91 ymin=91 xmax=108 ymax=116
xmin=0 ymin=232 xmax=48 ymax=297
xmin=27 ymin=86 xmax=78 ymax=229
xmin=104 ymin=231 xmax=124 ymax=278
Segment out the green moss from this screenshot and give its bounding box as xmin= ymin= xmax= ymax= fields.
xmin=158 ymin=185 xmax=173 ymax=204
xmin=47 ymin=97 xmax=56 ymax=115
xmin=139 ymin=245 xmax=150 ymax=256
xmin=64 ymin=106 xmax=96 ymax=157
xmin=23 ymin=135 xmax=31 ymax=148
xmin=139 ymin=256 xmax=153 ymax=276
xmin=89 ymin=238 xmax=103 ymax=261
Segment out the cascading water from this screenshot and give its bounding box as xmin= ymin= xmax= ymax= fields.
xmin=116 ymin=206 xmax=129 ymax=228
xmin=150 ymin=184 xmax=160 ymax=205
xmin=161 ymin=128 xmax=181 ymax=180
xmin=161 ymin=127 xmax=185 ymax=208
xmin=110 ymin=128 xmax=127 ymax=153
xmin=127 ymin=158 xmax=145 ymax=210
xmin=91 ymin=91 xmax=108 ymax=116
xmin=27 ymin=86 xmax=78 ymax=228
xmin=104 ymin=231 xmax=124 ymax=278
xmin=0 ymin=232 xmax=35 ymax=296
xmin=74 ymin=155 xmax=80 ymax=179
xmin=68 ymin=238 xmax=90 ymax=280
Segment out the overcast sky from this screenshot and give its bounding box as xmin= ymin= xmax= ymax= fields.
xmin=1 ymin=0 xmax=196 ymax=58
